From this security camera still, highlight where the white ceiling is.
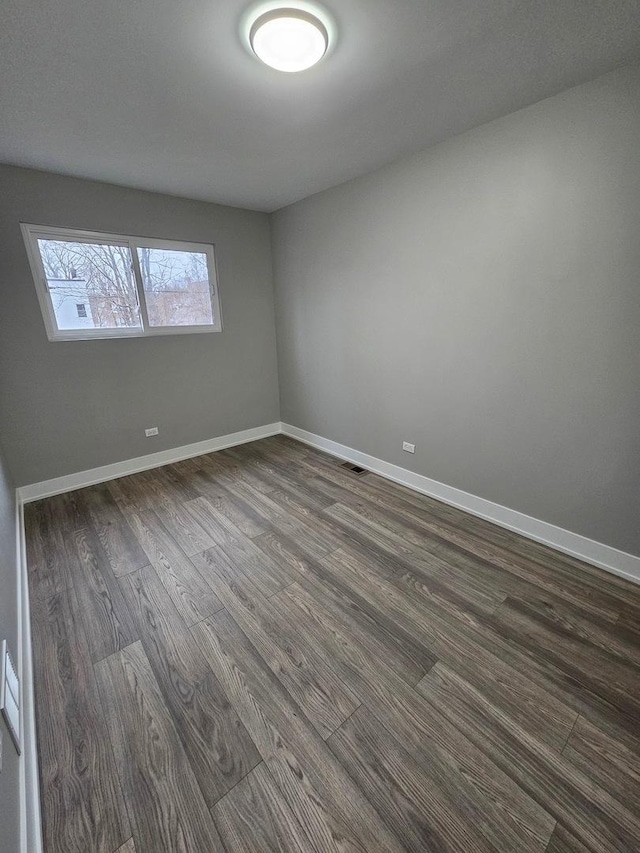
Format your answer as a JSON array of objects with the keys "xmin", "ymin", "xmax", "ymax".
[{"xmin": 2, "ymin": 0, "xmax": 640, "ymax": 212}]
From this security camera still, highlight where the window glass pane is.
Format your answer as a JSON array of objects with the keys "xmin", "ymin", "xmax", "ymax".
[
  {"xmin": 37, "ymin": 239, "xmax": 141, "ymax": 331},
  {"xmin": 136, "ymin": 246, "xmax": 214, "ymax": 327}
]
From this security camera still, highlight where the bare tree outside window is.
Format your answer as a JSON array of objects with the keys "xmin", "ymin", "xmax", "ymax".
[{"xmin": 137, "ymin": 247, "xmax": 213, "ymax": 326}]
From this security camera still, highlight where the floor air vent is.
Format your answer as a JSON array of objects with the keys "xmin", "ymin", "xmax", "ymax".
[{"xmin": 340, "ymin": 461, "xmax": 368, "ymax": 475}]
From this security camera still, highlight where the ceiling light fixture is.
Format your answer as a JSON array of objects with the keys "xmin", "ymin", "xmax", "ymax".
[{"xmin": 249, "ymin": 8, "xmax": 329, "ymax": 72}]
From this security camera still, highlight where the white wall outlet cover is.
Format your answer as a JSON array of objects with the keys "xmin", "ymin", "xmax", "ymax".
[
  {"xmin": 0, "ymin": 640, "xmax": 21, "ymax": 755},
  {"xmin": 402, "ymin": 441, "xmax": 416, "ymax": 453},
  {"xmin": 145, "ymin": 427, "xmax": 159, "ymax": 437}
]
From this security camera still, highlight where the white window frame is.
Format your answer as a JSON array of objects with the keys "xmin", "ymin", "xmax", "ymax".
[{"xmin": 21, "ymin": 223, "xmax": 223, "ymax": 341}]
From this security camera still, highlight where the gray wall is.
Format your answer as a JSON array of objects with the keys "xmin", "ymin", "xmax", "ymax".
[
  {"xmin": 272, "ymin": 62, "xmax": 640, "ymax": 557},
  {"xmin": 0, "ymin": 166, "xmax": 280, "ymax": 485},
  {"xmin": 0, "ymin": 441, "xmax": 19, "ymax": 853}
]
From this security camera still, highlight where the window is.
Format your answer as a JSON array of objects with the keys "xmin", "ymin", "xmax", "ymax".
[{"xmin": 21, "ymin": 224, "xmax": 222, "ymax": 341}]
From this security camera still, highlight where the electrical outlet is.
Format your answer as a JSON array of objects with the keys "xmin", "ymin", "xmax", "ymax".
[
  {"xmin": 145, "ymin": 427, "xmax": 159, "ymax": 437},
  {"xmin": 402, "ymin": 441, "xmax": 415, "ymax": 453}
]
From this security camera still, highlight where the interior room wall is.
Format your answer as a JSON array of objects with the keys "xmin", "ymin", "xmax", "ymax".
[
  {"xmin": 0, "ymin": 166, "xmax": 280, "ymax": 486},
  {"xmin": 271, "ymin": 62, "xmax": 640, "ymax": 557},
  {"xmin": 0, "ymin": 441, "xmax": 19, "ymax": 853}
]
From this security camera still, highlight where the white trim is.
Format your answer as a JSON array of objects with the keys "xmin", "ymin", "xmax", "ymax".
[
  {"xmin": 17, "ymin": 423, "xmax": 281, "ymax": 503},
  {"xmin": 16, "ymin": 500, "xmax": 43, "ymax": 853},
  {"xmin": 281, "ymin": 423, "xmax": 640, "ymax": 585},
  {"xmin": 20, "ymin": 223, "xmax": 222, "ymax": 342}
]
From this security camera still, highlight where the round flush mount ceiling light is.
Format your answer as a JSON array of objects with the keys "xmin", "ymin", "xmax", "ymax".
[{"xmin": 249, "ymin": 8, "xmax": 329, "ymax": 72}]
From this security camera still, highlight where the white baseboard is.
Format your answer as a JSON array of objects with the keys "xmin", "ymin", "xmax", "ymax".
[
  {"xmin": 17, "ymin": 423, "xmax": 282, "ymax": 503},
  {"xmin": 16, "ymin": 501, "xmax": 43, "ymax": 853},
  {"xmin": 281, "ymin": 422, "xmax": 640, "ymax": 585}
]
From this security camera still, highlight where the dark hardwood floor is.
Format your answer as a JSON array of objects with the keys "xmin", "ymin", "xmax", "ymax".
[{"xmin": 24, "ymin": 435, "xmax": 640, "ymax": 853}]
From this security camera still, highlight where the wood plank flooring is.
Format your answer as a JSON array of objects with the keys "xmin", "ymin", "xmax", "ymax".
[{"xmin": 25, "ymin": 435, "xmax": 640, "ymax": 853}]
